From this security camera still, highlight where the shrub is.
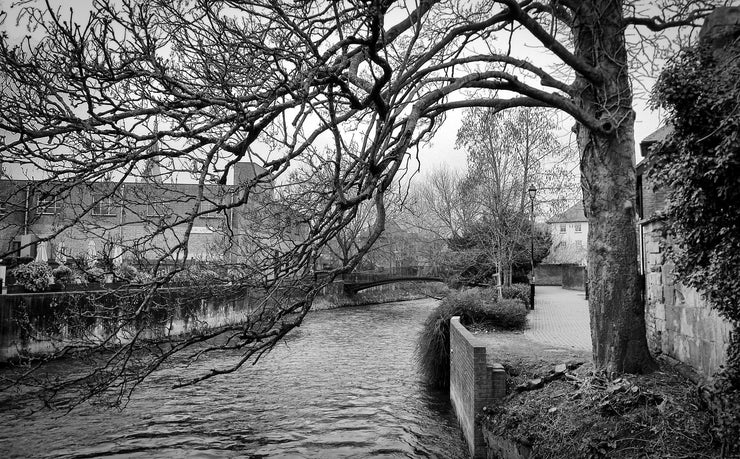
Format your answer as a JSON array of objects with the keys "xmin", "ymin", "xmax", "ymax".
[
  {"xmin": 85, "ymin": 267, "xmax": 106, "ymax": 283},
  {"xmin": 416, "ymin": 288, "xmax": 528, "ymax": 388},
  {"xmin": 52, "ymin": 264, "xmax": 74, "ymax": 285},
  {"xmin": 12, "ymin": 261, "xmax": 53, "ymax": 292},
  {"xmin": 132, "ymin": 270, "xmax": 152, "ymax": 284},
  {"xmin": 486, "ymin": 299, "xmax": 528, "ymax": 329},
  {"xmin": 501, "ymin": 283, "xmax": 531, "ymax": 306},
  {"xmin": 115, "ymin": 264, "xmax": 139, "ymax": 281},
  {"xmin": 170, "ymin": 265, "xmax": 221, "ymax": 284}
]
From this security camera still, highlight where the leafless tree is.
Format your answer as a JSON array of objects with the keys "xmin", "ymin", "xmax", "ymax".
[
  {"xmin": 0, "ymin": 0, "xmax": 728, "ymax": 403},
  {"xmin": 456, "ymin": 106, "xmax": 577, "ymax": 286}
]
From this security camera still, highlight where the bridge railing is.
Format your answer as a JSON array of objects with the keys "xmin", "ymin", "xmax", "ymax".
[
  {"xmin": 343, "ymin": 266, "xmax": 430, "ymax": 283},
  {"xmin": 313, "ymin": 266, "xmax": 448, "ymax": 285}
]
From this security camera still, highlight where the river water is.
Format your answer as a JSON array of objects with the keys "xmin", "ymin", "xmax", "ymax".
[{"xmin": 0, "ymin": 299, "xmax": 468, "ymax": 458}]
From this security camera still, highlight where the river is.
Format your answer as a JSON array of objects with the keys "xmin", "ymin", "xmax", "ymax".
[{"xmin": 0, "ymin": 298, "xmax": 468, "ymax": 458}]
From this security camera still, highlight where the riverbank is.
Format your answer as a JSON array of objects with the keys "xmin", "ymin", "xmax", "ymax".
[
  {"xmin": 481, "ymin": 343, "xmax": 721, "ymax": 459},
  {"xmin": 468, "ymin": 287, "xmax": 722, "ymax": 458},
  {"xmin": 475, "ymin": 333, "xmax": 721, "ymax": 458}
]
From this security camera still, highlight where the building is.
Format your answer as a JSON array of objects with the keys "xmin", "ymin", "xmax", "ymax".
[
  {"xmin": 0, "ymin": 161, "xmax": 284, "ymax": 269},
  {"xmin": 635, "ymin": 124, "xmax": 673, "ymax": 222},
  {"xmin": 544, "ymin": 202, "xmax": 588, "ymax": 265},
  {"xmin": 637, "ymin": 125, "xmax": 732, "ymax": 378}
]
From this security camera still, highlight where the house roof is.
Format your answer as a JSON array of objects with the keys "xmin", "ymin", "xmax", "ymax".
[
  {"xmin": 640, "ymin": 124, "xmax": 674, "ymax": 146},
  {"xmin": 637, "ymin": 124, "xmax": 675, "ymax": 174},
  {"xmin": 548, "ymin": 202, "xmax": 587, "ymax": 223}
]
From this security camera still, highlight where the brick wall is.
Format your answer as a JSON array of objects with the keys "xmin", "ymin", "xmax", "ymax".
[
  {"xmin": 642, "ymin": 219, "xmax": 733, "ymax": 378},
  {"xmin": 449, "ymin": 317, "xmax": 506, "ymax": 458}
]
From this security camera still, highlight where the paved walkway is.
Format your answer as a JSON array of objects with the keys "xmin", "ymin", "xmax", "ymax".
[{"xmin": 524, "ymin": 286, "xmax": 592, "ymax": 351}]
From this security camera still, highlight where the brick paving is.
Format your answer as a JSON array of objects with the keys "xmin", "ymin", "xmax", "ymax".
[{"xmin": 523, "ymin": 286, "xmax": 592, "ymax": 352}]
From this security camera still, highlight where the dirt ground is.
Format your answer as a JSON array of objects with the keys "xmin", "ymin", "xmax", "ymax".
[{"xmin": 468, "ymin": 328, "xmax": 725, "ymax": 458}]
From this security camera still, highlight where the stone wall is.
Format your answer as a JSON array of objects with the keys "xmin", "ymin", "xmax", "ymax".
[
  {"xmin": 0, "ymin": 288, "xmax": 258, "ymax": 362},
  {"xmin": 642, "ymin": 219, "xmax": 733, "ymax": 378},
  {"xmin": 449, "ymin": 316, "xmax": 506, "ymax": 458}
]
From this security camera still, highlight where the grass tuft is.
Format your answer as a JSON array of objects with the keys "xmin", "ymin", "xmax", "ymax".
[{"xmin": 416, "ymin": 288, "xmax": 528, "ymax": 388}]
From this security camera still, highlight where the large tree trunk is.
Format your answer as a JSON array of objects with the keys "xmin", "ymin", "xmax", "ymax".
[{"xmin": 572, "ymin": 1, "xmax": 656, "ymax": 373}]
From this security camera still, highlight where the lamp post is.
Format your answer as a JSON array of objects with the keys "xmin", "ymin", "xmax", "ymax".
[{"xmin": 528, "ymin": 185, "xmax": 537, "ymax": 310}]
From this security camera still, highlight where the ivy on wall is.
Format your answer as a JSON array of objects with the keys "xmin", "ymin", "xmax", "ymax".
[{"xmin": 650, "ymin": 41, "xmax": 740, "ymax": 453}]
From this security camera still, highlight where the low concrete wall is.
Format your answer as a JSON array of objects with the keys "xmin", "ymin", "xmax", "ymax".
[
  {"xmin": 642, "ymin": 219, "xmax": 733, "ymax": 378},
  {"xmin": 0, "ymin": 288, "xmax": 260, "ymax": 362},
  {"xmin": 449, "ymin": 316, "xmax": 506, "ymax": 458}
]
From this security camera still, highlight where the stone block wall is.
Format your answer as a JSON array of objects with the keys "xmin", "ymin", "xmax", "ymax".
[
  {"xmin": 449, "ymin": 317, "xmax": 505, "ymax": 458},
  {"xmin": 642, "ymin": 219, "xmax": 733, "ymax": 378}
]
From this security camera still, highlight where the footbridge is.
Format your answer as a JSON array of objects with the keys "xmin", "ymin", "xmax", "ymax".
[{"xmin": 341, "ymin": 272, "xmax": 445, "ymax": 295}]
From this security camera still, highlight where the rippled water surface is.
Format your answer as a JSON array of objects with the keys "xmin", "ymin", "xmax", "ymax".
[{"xmin": 0, "ymin": 299, "xmax": 467, "ymax": 458}]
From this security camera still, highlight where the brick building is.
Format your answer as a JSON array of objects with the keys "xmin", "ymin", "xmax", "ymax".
[{"xmin": 0, "ymin": 161, "xmax": 284, "ymax": 267}]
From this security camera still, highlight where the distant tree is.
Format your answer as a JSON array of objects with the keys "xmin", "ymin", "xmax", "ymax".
[
  {"xmin": 457, "ymin": 107, "xmax": 576, "ymax": 286},
  {"xmin": 411, "ymin": 166, "xmax": 475, "ymax": 241}
]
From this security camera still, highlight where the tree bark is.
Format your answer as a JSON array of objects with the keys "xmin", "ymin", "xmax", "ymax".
[{"xmin": 572, "ymin": 1, "xmax": 656, "ymax": 373}]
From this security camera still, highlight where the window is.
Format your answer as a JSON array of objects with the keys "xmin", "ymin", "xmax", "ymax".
[
  {"xmin": 0, "ymin": 201, "xmax": 7, "ymax": 216},
  {"xmin": 92, "ymin": 194, "xmax": 116, "ymax": 216},
  {"xmin": 147, "ymin": 203, "xmax": 167, "ymax": 217},
  {"xmin": 146, "ymin": 203, "xmax": 170, "ymax": 226},
  {"xmin": 574, "ymin": 223, "xmax": 582, "ymax": 233},
  {"xmin": 10, "ymin": 241, "xmax": 21, "ymax": 257},
  {"xmin": 576, "ymin": 240, "xmax": 583, "ymax": 248},
  {"xmin": 559, "ymin": 224, "xmax": 566, "ymax": 233},
  {"xmin": 38, "ymin": 196, "xmax": 60, "ymax": 215},
  {"xmin": 199, "ymin": 200, "xmax": 223, "ymax": 219}
]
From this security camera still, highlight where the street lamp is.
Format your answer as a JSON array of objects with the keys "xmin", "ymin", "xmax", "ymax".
[{"xmin": 528, "ymin": 185, "xmax": 537, "ymax": 310}]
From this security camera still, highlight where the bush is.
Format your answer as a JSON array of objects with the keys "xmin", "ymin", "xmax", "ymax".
[
  {"xmin": 12, "ymin": 261, "xmax": 53, "ymax": 292},
  {"xmin": 416, "ymin": 288, "xmax": 528, "ymax": 388},
  {"xmin": 52, "ymin": 264, "xmax": 74, "ymax": 285},
  {"xmin": 501, "ymin": 283, "xmax": 531, "ymax": 306},
  {"xmin": 85, "ymin": 267, "xmax": 106, "ymax": 283},
  {"xmin": 170, "ymin": 265, "xmax": 221, "ymax": 284},
  {"xmin": 115, "ymin": 264, "xmax": 139, "ymax": 281},
  {"xmin": 486, "ymin": 298, "xmax": 528, "ymax": 329}
]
